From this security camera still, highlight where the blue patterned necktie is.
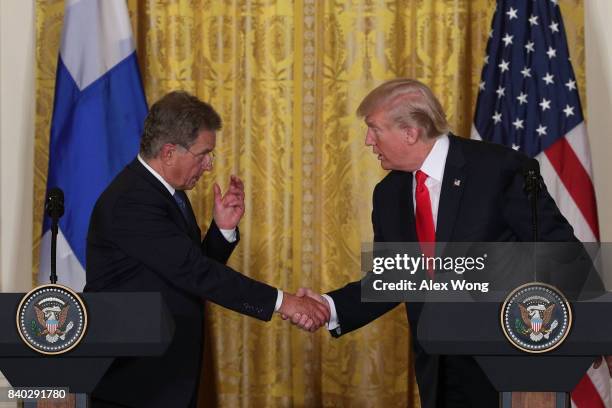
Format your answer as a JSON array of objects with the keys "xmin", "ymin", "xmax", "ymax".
[{"xmin": 173, "ymin": 190, "xmax": 190, "ymax": 222}]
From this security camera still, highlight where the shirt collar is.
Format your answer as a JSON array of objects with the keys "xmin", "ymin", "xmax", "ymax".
[
  {"xmin": 419, "ymin": 133, "xmax": 449, "ymax": 182},
  {"xmin": 137, "ymin": 154, "xmax": 176, "ymax": 195}
]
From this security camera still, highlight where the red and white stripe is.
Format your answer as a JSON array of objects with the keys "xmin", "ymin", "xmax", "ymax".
[
  {"xmin": 538, "ymin": 123, "xmax": 599, "ymax": 243},
  {"xmin": 543, "ymin": 123, "xmax": 609, "ymax": 408}
]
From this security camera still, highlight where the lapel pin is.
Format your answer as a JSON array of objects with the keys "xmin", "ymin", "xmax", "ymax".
[{"xmin": 454, "ymin": 179, "xmax": 461, "ymax": 187}]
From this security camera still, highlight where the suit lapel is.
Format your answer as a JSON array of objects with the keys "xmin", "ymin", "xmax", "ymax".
[
  {"xmin": 180, "ymin": 192, "xmax": 202, "ymax": 241},
  {"xmin": 128, "ymin": 158, "xmax": 201, "ymax": 241},
  {"xmin": 377, "ymin": 171, "xmax": 416, "ymax": 242},
  {"xmin": 129, "ymin": 158, "xmax": 172, "ymax": 198},
  {"xmin": 436, "ymin": 134, "xmax": 467, "ymax": 243},
  {"xmin": 398, "ymin": 173, "xmax": 417, "ymax": 242}
]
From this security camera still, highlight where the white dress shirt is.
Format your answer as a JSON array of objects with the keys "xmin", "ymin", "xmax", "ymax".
[
  {"xmin": 412, "ymin": 133, "xmax": 449, "ymax": 229},
  {"xmin": 324, "ymin": 134, "xmax": 450, "ymax": 330}
]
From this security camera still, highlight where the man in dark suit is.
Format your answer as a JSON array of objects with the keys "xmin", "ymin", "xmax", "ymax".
[
  {"xmin": 85, "ymin": 91, "xmax": 329, "ymax": 408},
  {"xmin": 289, "ymin": 79, "xmax": 592, "ymax": 408}
]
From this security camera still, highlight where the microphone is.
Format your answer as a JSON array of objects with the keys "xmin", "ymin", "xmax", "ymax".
[
  {"xmin": 46, "ymin": 187, "xmax": 64, "ymax": 284},
  {"xmin": 522, "ymin": 160, "xmax": 542, "ymax": 197},
  {"xmin": 45, "ymin": 187, "xmax": 65, "ymax": 219},
  {"xmin": 522, "ymin": 161, "xmax": 541, "ymax": 242}
]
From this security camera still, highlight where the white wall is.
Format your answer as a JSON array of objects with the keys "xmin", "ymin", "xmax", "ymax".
[
  {"xmin": 585, "ymin": 0, "xmax": 612, "ymax": 243},
  {"xmin": 0, "ymin": 0, "xmax": 35, "ymax": 293},
  {"xmin": 0, "ymin": 0, "xmax": 35, "ymax": 398}
]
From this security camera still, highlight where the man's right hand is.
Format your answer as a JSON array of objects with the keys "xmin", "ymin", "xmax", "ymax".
[
  {"xmin": 278, "ymin": 292, "xmax": 330, "ymax": 331},
  {"xmin": 285, "ymin": 287, "xmax": 330, "ymax": 332}
]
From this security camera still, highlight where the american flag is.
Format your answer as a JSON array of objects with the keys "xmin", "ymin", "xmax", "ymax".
[{"xmin": 471, "ymin": 0, "xmax": 609, "ymax": 406}]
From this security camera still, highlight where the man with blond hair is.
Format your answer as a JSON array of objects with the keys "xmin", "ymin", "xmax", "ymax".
[{"xmin": 291, "ymin": 79, "xmax": 581, "ymax": 408}]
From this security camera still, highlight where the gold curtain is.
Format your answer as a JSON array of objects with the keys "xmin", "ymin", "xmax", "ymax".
[{"xmin": 34, "ymin": 1, "xmax": 586, "ymax": 406}]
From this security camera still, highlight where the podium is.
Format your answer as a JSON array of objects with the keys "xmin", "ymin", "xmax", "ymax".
[
  {"xmin": 418, "ymin": 292, "xmax": 612, "ymax": 408},
  {"xmin": 0, "ymin": 292, "xmax": 174, "ymax": 407}
]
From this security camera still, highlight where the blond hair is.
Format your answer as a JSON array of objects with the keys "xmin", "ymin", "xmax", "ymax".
[{"xmin": 356, "ymin": 78, "xmax": 449, "ymax": 139}]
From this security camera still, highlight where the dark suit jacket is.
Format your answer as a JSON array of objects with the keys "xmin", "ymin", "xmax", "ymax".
[
  {"xmin": 85, "ymin": 158, "xmax": 278, "ymax": 408},
  {"xmin": 327, "ymin": 135, "xmax": 580, "ymax": 408}
]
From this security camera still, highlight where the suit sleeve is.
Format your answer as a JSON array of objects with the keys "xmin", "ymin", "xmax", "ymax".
[
  {"xmin": 110, "ymin": 188, "xmax": 278, "ymax": 321},
  {"xmin": 201, "ymin": 220, "xmax": 239, "ymax": 263},
  {"xmin": 326, "ymin": 184, "xmax": 400, "ymax": 337}
]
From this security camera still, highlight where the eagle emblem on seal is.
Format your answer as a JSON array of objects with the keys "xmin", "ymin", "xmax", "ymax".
[
  {"xmin": 501, "ymin": 282, "xmax": 571, "ymax": 353},
  {"xmin": 33, "ymin": 302, "xmax": 75, "ymax": 343},
  {"xmin": 17, "ymin": 284, "xmax": 87, "ymax": 355},
  {"xmin": 518, "ymin": 303, "xmax": 559, "ymax": 342}
]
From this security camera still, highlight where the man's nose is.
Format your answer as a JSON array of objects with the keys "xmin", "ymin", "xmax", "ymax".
[
  {"xmin": 199, "ymin": 159, "xmax": 212, "ymax": 172},
  {"xmin": 365, "ymin": 130, "xmax": 375, "ymax": 146}
]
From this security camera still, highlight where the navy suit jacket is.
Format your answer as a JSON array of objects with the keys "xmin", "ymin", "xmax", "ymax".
[
  {"xmin": 327, "ymin": 135, "xmax": 580, "ymax": 408},
  {"xmin": 85, "ymin": 158, "xmax": 277, "ymax": 408}
]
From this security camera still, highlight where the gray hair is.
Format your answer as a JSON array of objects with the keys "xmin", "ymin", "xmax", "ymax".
[{"xmin": 140, "ymin": 91, "xmax": 222, "ymax": 159}]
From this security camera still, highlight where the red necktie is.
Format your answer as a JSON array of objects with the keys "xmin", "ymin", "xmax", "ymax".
[{"xmin": 415, "ymin": 170, "xmax": 435, "ymax": 277}]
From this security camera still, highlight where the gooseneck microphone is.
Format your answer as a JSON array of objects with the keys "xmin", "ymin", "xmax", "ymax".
[
  {"xmin": 45, "ymin": 187, "xmax": 64, "ymax": 284},
  {"xmin": 522, "ymin": 161, "xmax": 542, "ymax": 242}
]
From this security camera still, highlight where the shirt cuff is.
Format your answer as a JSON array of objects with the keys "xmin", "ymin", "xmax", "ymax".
[
  {"xmin": 322, "ymin": 294, "xmax": 339, "ymax": 330},
  {"xmin": 274, "ymin": 289, "xmax": 284, "ymax": 312},
  {"xmin": 219, "ymin": 228, "xmax": 237, "ymax": 243}
]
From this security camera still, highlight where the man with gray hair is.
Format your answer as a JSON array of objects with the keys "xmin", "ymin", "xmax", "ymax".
[
  {"xmin": 85, "ymin": 91, "xmax": 329, "ymax": 408},
  {"xmin": 291, "ymin": 79, "xmax": 582, "ymax": 408}
]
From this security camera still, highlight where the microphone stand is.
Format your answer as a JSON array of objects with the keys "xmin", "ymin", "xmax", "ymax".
[
  {"xmin": 524, "ymin": 168, "xmax": 541, "ymax": 242},
  {"xmin": 46, "ymin": 188, "xmax": 64, "ymax": 285},
  {"xmin": 524, "ymin": 167, "xmax": 540, "ymax": 284},
  {"xmin": 50, "ymin": 214, "xmax": 59, "ymax": 285}
]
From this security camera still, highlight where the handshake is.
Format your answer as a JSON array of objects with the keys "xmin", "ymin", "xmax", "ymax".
[{"xmin": 277, "ymin": 288, "xmax": 330, "ymax": 332}]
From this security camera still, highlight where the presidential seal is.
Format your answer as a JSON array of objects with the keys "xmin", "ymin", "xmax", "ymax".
[
  {"xmin": 16, "ymin": 284, "xmax": 88, "ymax": 355},
  {"xmin": 501, "ymin": 282, "xmax": 572, "ymax": 353}
]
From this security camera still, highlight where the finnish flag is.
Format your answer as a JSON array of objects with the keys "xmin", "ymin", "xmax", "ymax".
[{"xmin": 39, "ymin": 0, "xmax": 147, "ymax": 290}]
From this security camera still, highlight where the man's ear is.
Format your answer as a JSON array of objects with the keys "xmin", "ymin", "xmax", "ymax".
[
  {"xmin": 159, "ymin": 143, "xmax": 177, "ymax": 165},
  {"xmin": 404, "ymin": 126, "xmax": 421, "ymax": 145}
]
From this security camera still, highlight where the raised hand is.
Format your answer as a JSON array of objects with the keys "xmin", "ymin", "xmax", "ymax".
[
  {"xmin": 278, "ymin": 292, "xmax": 330, "ymax": 332},
  {"xmin": 213, "ymin": 175, "xmax": 245, "ymax": 229}
]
